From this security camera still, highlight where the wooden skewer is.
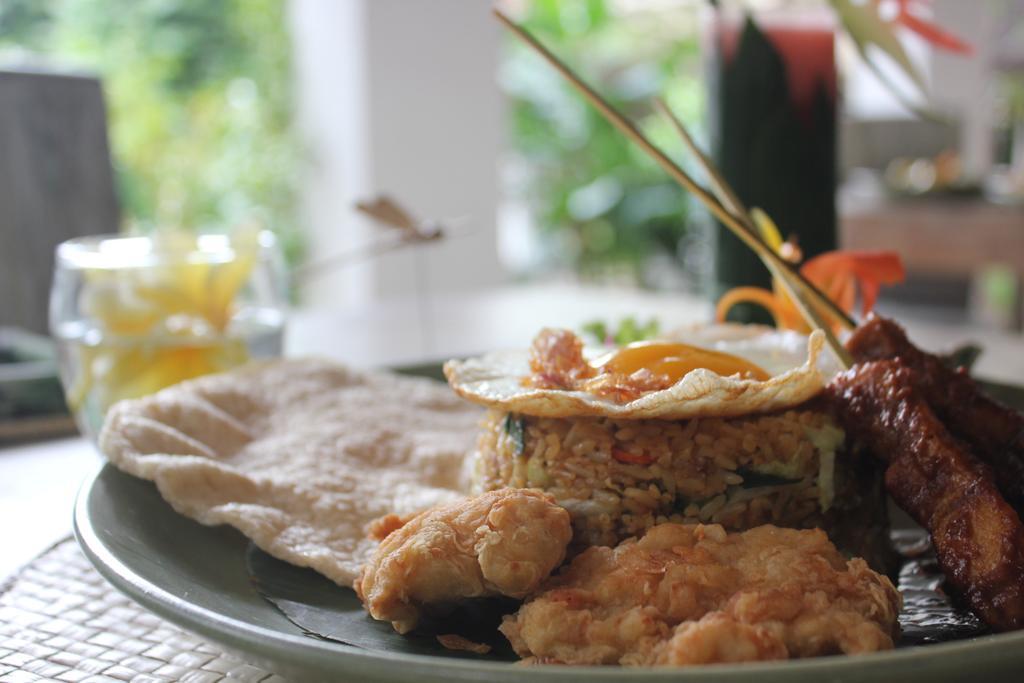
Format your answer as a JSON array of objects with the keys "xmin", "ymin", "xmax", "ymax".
[
  {"xmin": 652, "ymin": 99, "xmax": 752, "ymax": 230},
  {"xmin": 653, "ymin": 100, "xmax": 853, "ymax": 367},
  {"xmin": 494, "ymin": 9, "xmax": 854, "ymax": 365},
  {"xmin": 652, "ymin": 99, "xmax": 856, "ymax": 333}
]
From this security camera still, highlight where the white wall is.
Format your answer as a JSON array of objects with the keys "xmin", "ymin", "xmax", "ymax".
[{"xmin": 289, "ymin": 0, "xmax": 507, "ymax": 309}]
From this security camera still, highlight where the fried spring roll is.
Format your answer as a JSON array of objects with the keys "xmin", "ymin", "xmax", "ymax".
[
  {"xmin": 828, "ymin": 359, "xmax": 1024, "ymax": 631},
  {"xmin": 847, "ymin": 315, "xmax": 1024, "ymax": 512}
]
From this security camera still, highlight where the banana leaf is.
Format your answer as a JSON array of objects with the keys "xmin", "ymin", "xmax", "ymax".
[{"xmin": 246, "ymin": 544, "xmax": 518, "ymax": 660}]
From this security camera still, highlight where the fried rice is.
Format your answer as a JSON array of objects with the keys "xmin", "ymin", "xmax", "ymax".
[{"xmin": 472, "ymin": 403, "xmax": 893, "ymax": 570}]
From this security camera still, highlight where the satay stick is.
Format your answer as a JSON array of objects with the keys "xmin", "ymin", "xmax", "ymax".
[{"xmin": 495, "ymin": 9, "xmax": 853, "ymax": 366}]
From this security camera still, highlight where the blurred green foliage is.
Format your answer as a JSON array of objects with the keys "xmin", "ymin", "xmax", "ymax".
[
  {"xmin": 0, "ymin": 0, "xmax": 301, "ymax": 263},
  {"xmin": 581, "ymin": 315, "xmax": 660, "ymax": 346},
  {"xmin": 504, "ymin": 0, "xmax": 704, "ymax": 285}
]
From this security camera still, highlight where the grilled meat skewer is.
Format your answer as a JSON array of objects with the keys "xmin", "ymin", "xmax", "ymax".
[
  {"xmin": 828, "ymin": 358, "xmax": 1024, "ymax": 632},
  {"xmin": 846, "ymin": 315, "xmax": 1024, "ymax": 513}
]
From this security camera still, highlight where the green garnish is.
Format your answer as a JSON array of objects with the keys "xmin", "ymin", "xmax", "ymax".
[
  {"xmin": 734, "ymin": 468, "xmax": 802, "ymax": 488},
  {"xmin": 581, "ymin": 320, "xmax": 609, "ymax": 346},
  {"xmin": 504, "ymin": 413, "xmax": 526, "ymax": 458},
  {"xmin": 581, "ymin": 316, "xmax": 660, "ymax": 346}
]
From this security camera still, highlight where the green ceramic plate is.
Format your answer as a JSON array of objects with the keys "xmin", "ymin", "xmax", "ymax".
[{"xmin": 73, "ymin": 369, "xmax": 1024, "ymax": 682}]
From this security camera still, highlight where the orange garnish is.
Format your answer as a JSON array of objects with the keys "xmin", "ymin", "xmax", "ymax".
[
  {"xmin": 716, "ymin": 207, "xmax": 905, "ymax": 333},
  {"xmin": 801, "ymin": 250, "xmax": 906, "ymax": 317},
  {"xmin": 715, "ymin": 286, "xmax": 802, "ymax": 331},
  {"xmin": 717, "ymin": 249, "xmax": 904, "ymax": 333}
]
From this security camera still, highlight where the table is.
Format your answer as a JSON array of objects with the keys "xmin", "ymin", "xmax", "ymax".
[
  {"xmin": 841, "ymin": 195, "xmax": 1024, "ymax": 328},
  {"xmin": 842, "ymin": 197, "xmax": 1024, "ymax": 279},
  {"xmin": 4, "ymin": 283, "xmax": 1024, "ymax": 579}
]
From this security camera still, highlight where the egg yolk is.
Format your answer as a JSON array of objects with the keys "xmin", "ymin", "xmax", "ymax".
[{"xmin": 597, "ymin": 342, "xmax": 770, "ymax": 382}]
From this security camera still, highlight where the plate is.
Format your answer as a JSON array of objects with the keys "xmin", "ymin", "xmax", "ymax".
[{"xmin": 73, "ymin": 369, "xmax": 1024, "ymax": 682}]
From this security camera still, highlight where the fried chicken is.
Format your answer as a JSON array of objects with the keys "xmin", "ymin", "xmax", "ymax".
[
  {"xmin": 355, "ymin": 488, "xmax": 572, "ymax": 633},
  {"xmin": 827, "ymin": 358, "xmax": 1024, "ymax": 631},
  {"xmin": 500, "ymin": 523, "xmax": 900, "ymax": 666}
]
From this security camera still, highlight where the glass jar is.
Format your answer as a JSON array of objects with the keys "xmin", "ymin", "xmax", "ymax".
[{"xmin": 49, "ymin": 230, "xmax": 287, "ymax": 440}]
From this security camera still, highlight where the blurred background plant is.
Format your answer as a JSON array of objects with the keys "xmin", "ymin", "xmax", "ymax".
[
  {"xmin": 501, "ymin": 0, "xmax": 705, "ymax": 288},
  {"xmin": 0, "ymin": 0, "xmax": 302, "ymax": 264}
]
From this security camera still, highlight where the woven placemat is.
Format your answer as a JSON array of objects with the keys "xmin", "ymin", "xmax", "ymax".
[{"xmin": 0, "ymin": 537, "xmax": 287, "ymax": 683}]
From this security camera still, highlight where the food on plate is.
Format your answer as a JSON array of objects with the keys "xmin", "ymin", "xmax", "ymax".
[
  {"xmin": 525, "ymin": 327, "xmax": 771, "ymax": 402},
  {"xmin": 445, "ymin": 325, "xmax": 829, "ymax": 419},
  {"xmin": 446, "ymin": 325, "xmax": 890, "ymax": 566},
  {"xmin": 827, "ymin": 356, "xmax": 1024, "ymax": 632},
  {"xmin": 500, "ymin": 523, "xmax": 901, "ymax": 666},
  {"xmin": 845, "ymin": 315, "xmax": 1024, "ymax": 512},
  {"xmin": 95, "ymin": 301, "xmax": 1024, "ymax": 659},
  {"xmin": 99, "ymin": 358, "xmax": 481, "ymax": 586},
  {"xmin": 436, "ymin": 634, "xmax": 492, "ymax": 654},
  {"xmin": 355, "ymin": 488, "xmax": 572, "ymax": 633}
]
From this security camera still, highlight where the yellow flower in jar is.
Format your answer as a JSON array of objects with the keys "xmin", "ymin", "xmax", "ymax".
[{"xmin": 65, "ymin": 230, "xmax": 263, "ymax": 420}]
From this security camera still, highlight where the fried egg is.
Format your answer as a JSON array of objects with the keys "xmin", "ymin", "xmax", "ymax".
[{"xmin": 443, "ymin": 324, "xmax": 829, "ymax": 419}]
